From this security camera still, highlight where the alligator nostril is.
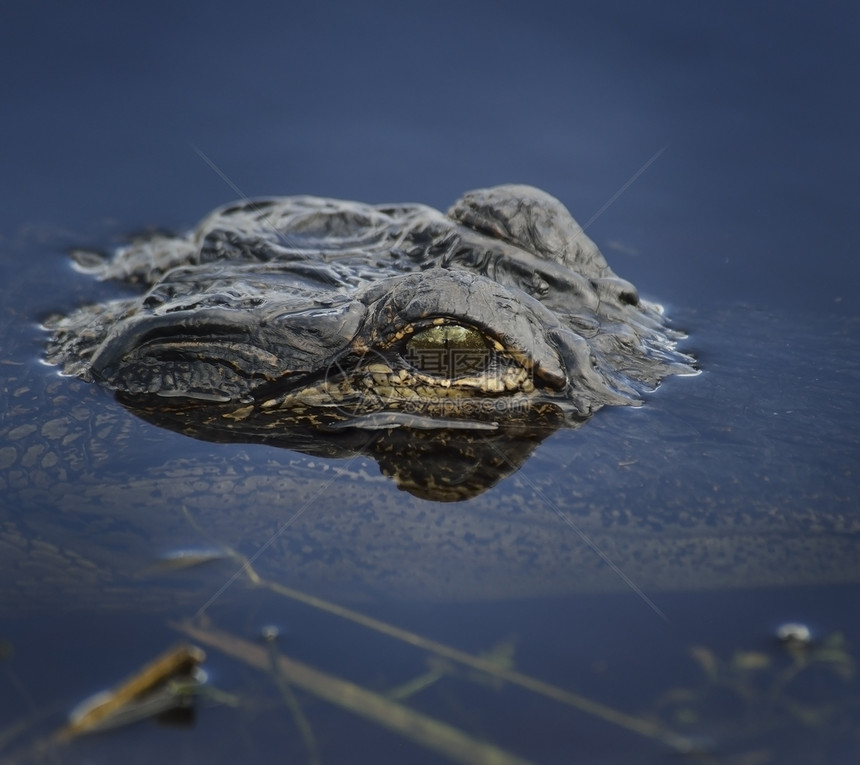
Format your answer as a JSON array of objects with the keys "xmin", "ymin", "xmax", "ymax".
[{"xmin": 591, "ymin": 277, "xmax": 639, "ymax": 306}]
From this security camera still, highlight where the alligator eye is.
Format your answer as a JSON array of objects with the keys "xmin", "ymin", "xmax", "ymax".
[{"xmin": 404, "ymin": 324, "xmax": 491, "ymax": 378}]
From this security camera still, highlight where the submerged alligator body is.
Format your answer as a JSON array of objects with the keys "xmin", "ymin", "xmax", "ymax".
[{"xmin": 45, "ymin": 185, "xmax": 695, "ymax": 499}]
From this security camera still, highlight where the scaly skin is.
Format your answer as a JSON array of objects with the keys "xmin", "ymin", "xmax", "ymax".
[{"xmin": 45, "ymin": 185, "xmax": 696, "ymax": 442}]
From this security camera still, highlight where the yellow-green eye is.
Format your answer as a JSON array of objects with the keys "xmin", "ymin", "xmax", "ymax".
[{"xmin": 404, "ymin": 324, "xmax": 491, "ymax": 377}]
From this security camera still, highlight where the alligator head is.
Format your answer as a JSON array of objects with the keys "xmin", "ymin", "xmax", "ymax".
[{"xmin": 46, "ymin": 185, "xmax": 695, "ymax": 499}]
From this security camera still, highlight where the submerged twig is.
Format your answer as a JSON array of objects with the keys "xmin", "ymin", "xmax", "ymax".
[
  {"xmin": 239, "ymin": 568, "xmax": 693, "ymax": 752},
  {"xmin": 263, "ymin": 630, "xmax": 321, "ymax": 765},
  {"xmin": 175, "ymin": 619, "xmax": 536, "ymax": 765},
  {"xmin": 58, "ymin": 643, "xmax": 205, "ymax": 740}
]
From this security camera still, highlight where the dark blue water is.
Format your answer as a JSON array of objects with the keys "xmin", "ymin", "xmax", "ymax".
[{"xmin": 1, "ymin": 2, "xmax": 859, "ymax": 764}]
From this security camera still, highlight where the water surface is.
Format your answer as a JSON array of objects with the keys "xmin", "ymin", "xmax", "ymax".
[{"xmin": 1, "ymin": 2, "xmax": 858, "ymax": 763}]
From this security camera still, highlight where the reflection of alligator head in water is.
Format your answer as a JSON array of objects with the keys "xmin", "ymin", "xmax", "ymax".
[{"xmin": 45, "ymin": 185, "xmax": 695, "ymax": 500}]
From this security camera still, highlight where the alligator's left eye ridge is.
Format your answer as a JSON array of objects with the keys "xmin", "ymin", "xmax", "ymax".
[{"xmin": 403, "ymin": 323, "xmax": 493, "ymax": 378}]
